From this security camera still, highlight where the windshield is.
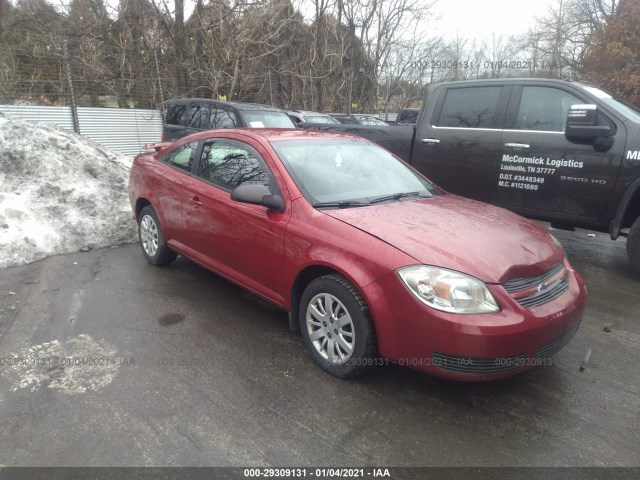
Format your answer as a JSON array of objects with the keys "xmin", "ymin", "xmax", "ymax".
[
  {"xmin": 305, "ymin": 115, "xmax": 340, "ymax": 124},
  {"xmin": 580, "ymin": 85, "xmax": 640, "ymax": 123},
  {"xmin": 243, "ymin": 111, "xmax": 295, "ymax": 128},
  {"xmin": 271, "ymin": 138, "xmax": 436, "ymax": 206}
]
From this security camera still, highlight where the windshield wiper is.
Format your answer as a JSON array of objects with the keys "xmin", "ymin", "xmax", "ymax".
[
  {"xmin": 312, "ymin": 200, "xmax": 370, "ymax": 209},
  {"xmin": 369, "ymin": 191, "xmax": 431, "ymax": 204}
]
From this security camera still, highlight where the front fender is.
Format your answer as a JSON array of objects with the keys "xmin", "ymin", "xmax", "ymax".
[{"xmin": 610, "ymin": 177, "xmax": 640, "ymax": 239}]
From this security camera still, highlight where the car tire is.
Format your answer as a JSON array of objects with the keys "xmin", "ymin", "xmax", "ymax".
[
  {"xmin": 627, "ymin": 217, "xmax": 640, "ymax": 275},
  {"xmin": 299, "ymin": 274, "xmax": 378, "ymax": 378},
  {"xmin": 137, "ymin": 205, "xmax": 177, "ymax": 266}
]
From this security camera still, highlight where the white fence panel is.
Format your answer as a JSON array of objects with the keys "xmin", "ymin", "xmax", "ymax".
[
  {"xmin": 0, "ymin": 105, "xmax": 75, "ymax": 131},
  {"xmin": 0, "ymin": 105, "xmax": 163, "ymax": 156},
  {"xmin": 76, "ymin": 107, "xmax": 163, "ymax": 156}
]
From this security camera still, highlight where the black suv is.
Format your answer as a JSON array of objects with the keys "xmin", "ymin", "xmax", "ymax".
[{"xmin": 163, "ymin": 99, "xmax": 295, "ymax": 141}]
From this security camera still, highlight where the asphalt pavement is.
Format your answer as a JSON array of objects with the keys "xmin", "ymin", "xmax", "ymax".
[{"xmin": 0, "ymin": 226, "xmax": 639, "ymax": 467}]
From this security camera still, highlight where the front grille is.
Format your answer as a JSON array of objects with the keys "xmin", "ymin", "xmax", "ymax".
[
  {"xmin": 517, "ymin": 275, "xmax": 570, "ymax": 308},
  {"xmin": 503, "ymin": 262, "xmax": 564, "ymax": 292},
  {"xmin": 502, "ymin": 262, "xmax": 570, "ymax": 308},
  {"xmin": 535, "ymin": 323, "xmax": 580, "ymax": 358},
  {"xmin": 432, "ymin": 351, "xmax": 526, "ymax": 375}
]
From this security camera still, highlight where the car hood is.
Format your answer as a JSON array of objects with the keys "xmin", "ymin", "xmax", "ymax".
[{"xmin": 322, "ymin": 195, "xmax": 564, "ymax": 283}]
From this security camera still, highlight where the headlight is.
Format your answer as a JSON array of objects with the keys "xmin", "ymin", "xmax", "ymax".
[{"xmin": 398, "ymin": 266, "xmax": 500, "ymax": 314}]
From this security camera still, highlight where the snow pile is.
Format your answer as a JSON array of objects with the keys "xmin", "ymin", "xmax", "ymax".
[
  {"xmin": 3, "ymin": 334, "xmax": 121, "ymax": 394},
  {"xmin": 0, "ymin": 113, "xmax": 137, "ymax": 268}
]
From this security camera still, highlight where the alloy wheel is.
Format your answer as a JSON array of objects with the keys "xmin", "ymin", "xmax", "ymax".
[
  {"xmin": 306, "ymin": 293, "xmax": 355, "ymax": 364},
  {"xmin": 140, "ymin": 214, "xmax": 159, "ymax": 257}
]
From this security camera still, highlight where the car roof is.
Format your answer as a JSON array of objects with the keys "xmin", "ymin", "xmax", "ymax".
[
  {"xmin": 186, "ymin": 128, "xmax": 367, "ymax": 143},
  {"xmin": 430, "ymin": 77, "xmax": 586, "ymax": 88},
  {"xmin": 166, "ymin": 98, "xmax": 287, "ymax": 112}
]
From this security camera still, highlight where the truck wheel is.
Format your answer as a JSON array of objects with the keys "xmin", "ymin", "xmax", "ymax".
[{"xmin": 627, "ymin": 218, "xmax": 640, "ymax": 274}]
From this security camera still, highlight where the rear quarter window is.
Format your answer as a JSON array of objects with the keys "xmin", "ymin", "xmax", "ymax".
[
  {"xmin": 160, "ymin": 142, "xmax": 198, "ymax": 173},
  {"xmin": 185, "ymin": 105, "xmax": 210, "ymax": 129},
  {"xmin": 210, "ymin": 108, "xmax": 238, "ymax": 129},
  {"xmin": 166, "ymin": 104, "xmax": 187, "ymax": 125}
]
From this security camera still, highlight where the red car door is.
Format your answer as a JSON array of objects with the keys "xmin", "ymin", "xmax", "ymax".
[
  {"xmin": 152, "ymin": 141, "xmax": 200, "ymax": 244},
  {"xmin": 181, "ymin": 136, "xmax": 291, "ymax": 305}
]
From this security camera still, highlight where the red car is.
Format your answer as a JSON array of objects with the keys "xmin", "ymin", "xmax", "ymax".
[{"xmin": 128, "ymin": 129, "xmax": 586, "ymax": 380}]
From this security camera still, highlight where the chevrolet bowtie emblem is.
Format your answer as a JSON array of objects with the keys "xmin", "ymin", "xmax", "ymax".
[{"xmin": 538, "ymin": 282, "xmax": 550, "ymax": 292}]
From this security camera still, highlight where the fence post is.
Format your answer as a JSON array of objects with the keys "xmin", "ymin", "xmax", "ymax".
[
  {"xmin": 309, "ymin": 67, "xmax": 315, "ymax": 111},
  {"xmin": 155, "ymin": 46, "xmax": 165, "ymax": 116},
  {"xmin": 63, "ymin": 38, "xmax": 80, "ymax": 134},
  {"xmin": 268, "ymin": 69, "xmax": 274, "ymax": 107}
]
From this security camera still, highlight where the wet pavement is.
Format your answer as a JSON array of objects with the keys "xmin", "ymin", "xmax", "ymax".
[{"xmin": 0, "ymin": 226, "xmax": 639, "ymax": 467}]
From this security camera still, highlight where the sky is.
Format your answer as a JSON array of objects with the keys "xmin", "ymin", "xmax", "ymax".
[
  {"xmin": 36, "ymin": 0, "xmax": 558, "ymax": 46},
  {"xmin": 428, "ymin": 0, "xmax": 556, "ymax": 44}
]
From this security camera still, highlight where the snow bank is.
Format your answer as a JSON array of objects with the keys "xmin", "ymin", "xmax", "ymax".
[{"xmin": 0, "ymin": 113, "xmax": 137, "ymax": 268}]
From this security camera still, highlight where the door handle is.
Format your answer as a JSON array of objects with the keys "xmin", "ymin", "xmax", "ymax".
[
  {"xmin": 421, "ymin": 138, "xmax": 440, "ymax": 144},
  {"xmin": 188, "ymin": 196, "xmax": 202, "ymax": 208},
  {"xmin": 504, "ymin": 142, "xmax": 530, "ymax": 149}
]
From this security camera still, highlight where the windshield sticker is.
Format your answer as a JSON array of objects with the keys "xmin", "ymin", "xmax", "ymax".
[
  {"xmin": 498, "ymin": 154, "xmax": 587, "ymax": 191},
  {"xmin": 249, "ymin": 121, "xmax": 265, "ymax": 128}
]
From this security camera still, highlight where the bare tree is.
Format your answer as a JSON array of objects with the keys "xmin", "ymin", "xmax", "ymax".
[
  {"xmin": 379, "ymin": 31, "xmax": 444, "ymax": 117},
  {"xmin": 337, "ymin": 0, "xmax": 435, "ymax": 112},
  {"xmin": 149, "ymin": 0, "xmax": 189, "ymax": 95}
]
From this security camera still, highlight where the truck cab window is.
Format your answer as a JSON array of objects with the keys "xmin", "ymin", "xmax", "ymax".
[
  {"xmin": 515, "ymin": 87, "xmax": 582, "ymax": 132},
  {"xmin": 436, "ymin": 87, "xmax": 502, "ymax": 128}
]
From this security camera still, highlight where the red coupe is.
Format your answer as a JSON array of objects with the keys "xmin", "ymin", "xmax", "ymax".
[{"xmin": 128, "ymin": 129, "xmax": 586, "ymax": 380}]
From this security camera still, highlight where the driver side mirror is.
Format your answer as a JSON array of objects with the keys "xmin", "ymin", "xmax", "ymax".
[
  {"xmin": 565, "ymin": 104, "xmax": 613, "ymax": 139},
  {"xmin": 230, "ymin": 183, "xmax": 285, "ymax": 213}
]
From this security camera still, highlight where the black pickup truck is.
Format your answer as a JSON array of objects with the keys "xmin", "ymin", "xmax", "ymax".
[{"xmin": 303, "ymin": 78, "xmax": 640, "ymax": 273}]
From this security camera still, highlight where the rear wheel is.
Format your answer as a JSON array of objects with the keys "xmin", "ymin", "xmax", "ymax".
[
  {"xmin": 627, "ymin": 217, "xmax": 640, "ymax": 274},
  {"xmin": 299, "ymin": 274, "xmax": 378, "ymax": 378},
  {"xmin": 138, "ymin": 206, "xmax": 177, "ymax": 266}
]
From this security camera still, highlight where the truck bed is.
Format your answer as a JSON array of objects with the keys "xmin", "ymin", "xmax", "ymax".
[{"xmin": 300, "ymin": 123, "xmax": 414, "ymax": 162}]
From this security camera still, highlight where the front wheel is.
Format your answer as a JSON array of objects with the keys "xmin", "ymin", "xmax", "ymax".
[
  {"xmin": 138, "ymin": 206, "xmax": 177, "ymax": 266},
  {"xmin": 299, "ymin": 274, "xmax": 378, "ymax": 378},
  {"xmin": 627, "ymin": 217, "xmax": 640, "ymax": 275}
]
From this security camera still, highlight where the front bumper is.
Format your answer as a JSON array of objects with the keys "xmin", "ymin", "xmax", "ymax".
[{"xmin": 362, "ymin": 260, "xmax": 587, "ymax": 381}]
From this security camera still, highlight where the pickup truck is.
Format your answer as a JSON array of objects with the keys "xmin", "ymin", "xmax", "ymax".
[{"xmin": 302, "ymin": 78, "xmax": 640, "ymax": 273}]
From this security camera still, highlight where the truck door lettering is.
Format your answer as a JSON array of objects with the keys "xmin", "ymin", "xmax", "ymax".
[{"xmin": 545, "ymin": 158, "xmax": 584, "ymax": 168}]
